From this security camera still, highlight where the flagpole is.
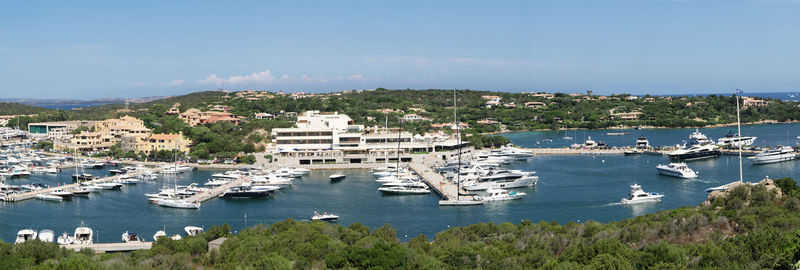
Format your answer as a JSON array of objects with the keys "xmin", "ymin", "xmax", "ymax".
[{"xmin": 736, "ymin": 89, "xmax": 743, "ymax": 183}]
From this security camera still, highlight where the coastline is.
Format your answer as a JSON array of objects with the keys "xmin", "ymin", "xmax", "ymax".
[{"xmin": 485, "ymin": 119, "xmax": 800, "ymax": 135}]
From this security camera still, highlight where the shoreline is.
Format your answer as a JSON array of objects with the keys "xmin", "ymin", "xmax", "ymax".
[{"xmin": 485, "ymin": 119, "xmax": 800, "ymax": 135}]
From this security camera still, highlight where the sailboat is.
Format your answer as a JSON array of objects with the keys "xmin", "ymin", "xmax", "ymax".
[
  {"xmin": 439, "ymin": 89, "xmax": 484, "ymax": 206},
  {"xmin": 561, "ymin": 125, "xmax": 573, "ymax": 140},
  {"xmin": 705, "ymin": 90, "xmax": 757, "ymax": 192}
]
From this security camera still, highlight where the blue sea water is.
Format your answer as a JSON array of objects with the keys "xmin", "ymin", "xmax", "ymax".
[{"xmin": 1, "ymin": 123, "xmax": 800, "ymax": 243}]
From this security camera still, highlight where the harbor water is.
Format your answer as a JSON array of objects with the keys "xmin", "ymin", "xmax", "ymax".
[{"xmin": 2, "ymin": 123, "xmax": 800, "ymax": 243}]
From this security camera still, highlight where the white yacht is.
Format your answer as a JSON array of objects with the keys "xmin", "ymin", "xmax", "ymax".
[
  {"xmin": 15, "ymin": 229, "xmax": 37, "ymax": 244},
  {"xmin": 687, "ymin": 129, "xmax": 712, "ymax": 146},
  {"xmin": 310, "ymin": 211, "xmax": 339, "ymax": 222},
  {"xmin": 329, "ymin": 174, "xmax": 346, "ymax": 181},
  {"xmin": 668, "ymin": 143, "xmax": 721, "ymax": 161},
  {"xmin": 499, "ymin": 144, "xmax": 534, "ymax": 159},
  {"xmin": 50, "ymin": 189, "xmax": 74, "ymax": 199},
  {"xmin": 36, "ymin": 193, "xmax": 63, "ymax": 201},
  {"xmin": 635, "ymin": 136, "xmax": 650, "ymax": 149},
  {"xmin": 158, "ymin": 199, "xmax": 200, "ymax": 209},
  {"xmin": 378, "ymin": 185, "xmax": 431, "ymax": 194},
  {"xmin": 57, "ymin": 231, "xmax": 74, "ymax": 245},
  {"xmin": 482, "ymin": 188, "xmax": 526, "ymax": 201},
  {"xmin": 38, "ymin": 229, "xmax": 55, "ymax": 242},
  {"xmin": 656, "ymin": 163, "xmax": 698, "ymax": 178},
  {"xmin": 73, "ymin": 224, "xmax": 93, "ymax": 245},
  {"xmin": 122, "ymin": 231, "xmax": 143, "ymax": 243},
  {"xmin": 380, "ymin": 180, "xmax": 428, "ymax": 189},
  {"xmin": 96, "ymin": 182, "xmax": 123, "ymax": 190},
  {"xmin": 717, "ymin": 131, "xmax": 756, "ymax": 147},
  {"xmin": 584, "ymin": 136, "xmax": 598, "ymax": 148},
  {"xmin": 462, "ymin": 170, "xmax": 537, "ymax": 191},
  {"xmin": 204, "ymin": 178, "xmax": 230, "ymax": 186},
  {"xmin": 620, "ymin": 184, "xmax": 664, "ymax": 205},
  {"xmin": 748, "ymin": 146, "xmax": 797, "ymax": 165},
  {"xmin": 185, "ymin": 226, "xmax": 204, "ymax": 236},
  {"xmin": 211, "ymin": 170, "xmax": 246, "ymax": 179}
]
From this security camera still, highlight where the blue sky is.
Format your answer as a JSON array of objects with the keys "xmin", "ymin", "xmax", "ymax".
[{"xmin": 1, "ymin": 0, "xmax": 799, "ymax": 98}]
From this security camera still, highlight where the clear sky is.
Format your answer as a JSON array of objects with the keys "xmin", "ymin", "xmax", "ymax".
[{"xmin": 1, "ymin": 0, "xmax": 798, "ymax": 99}]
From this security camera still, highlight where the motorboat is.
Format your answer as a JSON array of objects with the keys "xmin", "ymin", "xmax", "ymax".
[
  {"xmin": 668, "ymin": 143, "xmax": 721, "ymax": 161},
  {"xmin": 635, "ymin": 136, "xmax": 650, "ymax": 149},
  {"xmin": 121, "ymin": 231, "xmax": 142, "ymax": 243},
  {"xmin": 15, "ymin": 229, "xmax": 37, "ymax": 244},
  {"xmin": 276, "ymin": 167, "xmax": 307, "ymax": 178},
  {"xmin": 380, "ymin": 180, "xmax": 428, "ymax": 189},
  {"xmin": 204, "ymin": 178, "xmax": 230, "ymax": 186},
  {"xmin": 656, "ymin": 163, "xmax": 698, "ymax": 178},
  {"xmin": 499, "ymin": 144, "xmax": 534, "ymax": 159},
  {"xmin": 108, "ymin": 168, "xmax": 127, "ymax": 174},
  {"xmin": 154, "ymin": 230, "xmax": 183, "ymax": 241},
  {"xmin": 118, "ymin": 175, "xmax": 141, "ymax": 184},
  {"xmin": 50, "ymin": 189, "xmax": 74, "ymax": 199},
  {"xmin": 620, "ymin": 184, "xmax": 664, "ymax": 205},
  {"xmin": 584, "ymin": 136, "xmax": 598, "ymax": 148},
  {"xmin": 82, "ymin": 161, "xmax": 106, "ymax": 169},
  {"xmin": 717, "ymin": 131, "xmax": 756, "ymax": 147},
  {"xmin": 310, "ymin": 211, "xmax": 339, "ymax": 222},
  {"xmin": 158, "ymin": 199, "xmax": 201, "ymax": 209},
  {"xmin": 73, "ymin": 223, "xmax": 93, "ymax": 245},
  {"xmin": 623, "ymin": 149, "xmax": 643, "ymax": 155},
  {"xmin": 185, "ymin": 226, "xmax": 204, "ymax": 236},
  {"xmin": 38, "ymin": 229, "xmax": 55, "ymax": 242},
  {"xmin": 36, "ymin": 194, "xmax": 63, "ymax": 201},
  {"xmin": 378, "ymin": 185, "xmax": 431, "ymax": 194},
  {"xmin": 329, "ymin": 174, "xmax": 346, "ymax": 181},
  {"xmin": 71, "ymin": 173, "xmax": 94, "ymax": 181},
  {"xmin": 482, "ymin": 188, "xmax": 526, "ymax": 201},
  {"xmin": 57, "ymin": 231, "xmax": 74, "ymax": 245},
  {"xmin": 97, "ymin": 182, "xmax": 123, "ymax": 190},
  {"xmin": 749, "ymin": 146, "xmax": 797, "ymax": 165},
  {"xmin": 211, "ymin": 170, "xmax": 246, "ymax": 179},
  {"xmin": 71, "ymin": 187, "xmax": 92, "ymax": 196},
  {"xmin": 221, "ymin": 185, "xmax": 273, "ymax": 199}
]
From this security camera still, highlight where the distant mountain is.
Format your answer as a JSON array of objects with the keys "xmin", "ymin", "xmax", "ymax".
[{"xmin": 0, "ymin": 96, "xmax": 168, "ymax": 110}]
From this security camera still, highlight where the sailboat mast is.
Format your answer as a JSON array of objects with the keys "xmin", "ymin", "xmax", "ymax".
[
  {"xmin": 395, "ymin": 121, "xmax": 402, "ymax": 175},
  {"xmin": 736, "ymin": 91, "xmax": 743, "ymax": 183},
  {"xmin": 454, "ymin": 89, "xmax": 461, "ymax": 200}
]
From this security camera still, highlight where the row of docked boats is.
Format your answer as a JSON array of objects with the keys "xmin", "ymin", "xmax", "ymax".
[
  {"xmin": 372, "ymin": 165, "xmax": 432, "ymax": 194},
  {"xmin": 16, "ymin": 224, "xmax": 205, "ymax": 245}
]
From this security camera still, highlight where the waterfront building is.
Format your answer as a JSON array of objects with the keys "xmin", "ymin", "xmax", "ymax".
[
  {"xmin": 272, "ymin": 111, "xmax": 469, "ymax": 165},
  {"xmin": 28, "ymin": 121, "xmax": 93, "ymax": 135},
  {"xmin": 135, "ymin": 133, "xmax": 192, "ymax": 155},
  {"xmin": 54, "ymin": 129, "xmax": 114, "ymax": 152}
]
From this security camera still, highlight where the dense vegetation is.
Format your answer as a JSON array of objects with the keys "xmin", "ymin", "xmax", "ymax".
[
  {"xmin": 0, "ymin": 102, "xmax": 50, "ymax": 116},
  {"xmin": 4, "ymin": 178, "xmax": 800, "ymax": 269}
]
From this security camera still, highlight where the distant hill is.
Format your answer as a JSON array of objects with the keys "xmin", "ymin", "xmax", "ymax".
[
  {"xmin": 0, "ymin": 96, "xmax": 166, "ymax": 110},
  {"xmin": 132, "ymin": 91, "xmax": 229, "ymax": 110},
  {"xmin": 0, "ymin": 102, "xmax": 51, "ymax": 115}
]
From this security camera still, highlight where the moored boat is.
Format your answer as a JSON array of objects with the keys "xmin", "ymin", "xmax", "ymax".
[
  {"xmin": 656, "ymin": 163, "xmax": 698, "ymax": 178},
  {"xmin": 620, "ymin": 184, "xmax": 664, "ymax": 205}
]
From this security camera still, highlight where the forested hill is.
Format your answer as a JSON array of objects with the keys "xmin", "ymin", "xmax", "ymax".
[
  {"xmin": 0, "ymin": 102, "xmax": 50, "ymax": 115},
  {"xmin": 4, "ymin": 178, "xmax": 800, "ymax": 269}
]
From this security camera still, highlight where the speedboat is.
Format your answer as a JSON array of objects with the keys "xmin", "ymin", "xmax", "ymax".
[
  {"xmin": 204, "ymin": 178, "xmax": 230, "ymax": 186},
  {"xmin": 73, "ymin": 223, "xmax": 93, "ymax": 245},
  {"xmin": 153, "ymin": 229, "xmax": 183, "ymax": 241},
  {"xmin": 185, "ymin": 226, "xmax": 204, "ymax": 236},
  {"xmin": 158, "ymin": 199, "xmax": 201, "ymax": 209},
  {"xmin": 378, "ymin": 185, "xmax": 431, "ymax": 194},
  {"xmin": 749, "ymin": 146, "xmax": 797, "ymax": 165},
  {"xmin": 57, "ymin": 231, "xmax": 74, "ymax": 245},
  {"xmin": 584, "ymin": 136, "xmax": 598, "ymax": 148},
  {"xmin": 221, "ymin": 185, "xmax": 273, "ymax": 199},
  {"xmin": 38, "ymin": 229, "xmax": 55, "ymax": 242},
  {"xmin": 310, "ymin": 211, "xmax": 339, "ymax": 222},
  {"xmin": 121, "ymin": 231, "xmax": 142, "ymax": 243},
  {"xmin": 656, "ymin": 163, "xmax": 698, "ymax": 178},
  {"xmin": 717, "ymin": 131, "xmax": 756, "ymax": 147},
  {"xmin": 438, "ymin": 197, "xmax": 484, "ymax": 206},
  {"xmin": 380, "ymin": 180, "xmax": 428, "ymax": 189},
  {"xmin": 620, "ymin": 184, "xmax": 664, "ymax": 205},
  {"xmin": 635, "ymin": 136, "xmax": 650, "ymax": 149},
  {"xmin": 36, "ymin": 194, "xmax": 63, "ymax": 201},
  {"xmin": 668, "ymin": 143, "xmax": 721, "ymax": 161},
  {"xmin": 462, "ymin": 170, "xmax": 538, "ymax": 191},
  {"xmin": 97, "ymin": 182, "xmax": 123, "ymax": 190},
  {"xmin": 15, "ymin": 229, "xmax": 37, "ymax": 244},
  {"xmin": 329, "ymin": 174, "xmax": 346, "ymax": 181},
  {"xmin": 482, "ymin": 188, "xmax": 526, "ymax": 201}
]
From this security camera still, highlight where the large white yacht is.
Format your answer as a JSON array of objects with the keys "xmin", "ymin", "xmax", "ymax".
[
  {"xmin": 668, "ymin": 143, "xmax": 721, "ymax": 161},
  {"xmin": 635, "ymin": 136, "xmax": 650, "ymax": 149},
  {"xmin": 717, "ymin": 131, "xmax": 757, "ymax": 147},
  {"xmin": 687, "ymin": 129, "xmax": 712, "ymax": 146},
  {"xmin": 38, "ymin": 229, "xmax": 54, "ymax": 242},
  {"xmin": 584, "ymin": 136, "xmax": 598, "ymax": 148},
  {"xmin": 498, "ymin": 144, "xmax": 534, "ymax": 159},
  {"xmin": 748, "ymin": 146, "xmax": 797, "ymax": 165},
  {"xmin": 620, "ymin": 184, "xmax": 664, "ymax": 204},
  {"xmin": 462, "ymin": 169, "xmax": 537, "ymax": 191},
  {"xmin": 378, "ymin": 185, "xmax": 431, "ymax": 194},
  {"xmin": 73, "ymin": 223, "xmax": 93, "ymax": 245},
  {"xmin": 656, "ymin": 163, "xmax": 698, "ymax": 178}
]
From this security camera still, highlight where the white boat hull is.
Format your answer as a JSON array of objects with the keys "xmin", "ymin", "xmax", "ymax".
[{"xmin": 750, "ymin": 153, "xmax": 796, "ymax": 165}]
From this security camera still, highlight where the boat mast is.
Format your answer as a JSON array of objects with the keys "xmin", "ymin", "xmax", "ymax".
[
  {"xmin": 736, "ymin": 90, "xmax": 743, "ymax": 183},
  {"xmin": 395, "ymin": 119, "xmax": 402, "ymax": 176},
  {"xmin": 454, "ymin": 89, "xmax": 461, "ymax": 200}
]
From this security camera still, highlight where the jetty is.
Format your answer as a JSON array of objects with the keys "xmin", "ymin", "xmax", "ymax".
[
  {"xmin": 409, "ymin": 162, "xmax": 457, "ymax": 200},
  {"xmin": 185, "ymin": 177, "xmax": 246, "ymax": 202},
  {"xmin": 62, "ymin": 242, "xmax": 153, "ymax": 253},
  {"xmin": 1, "ymin": 169, "xmax": 155, "ymax": 202}
]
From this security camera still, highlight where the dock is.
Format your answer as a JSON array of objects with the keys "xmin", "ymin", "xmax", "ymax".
[
  {"xmin": 185, "ymin": 178, "xmax": 246, "ymax": 202},
  {"xmin": 409, "ymin": 162, "xmax": 458, "ymax": 200},
  {"xmin": 62, "ymin": 242, "xmax": 153, "ymax": 253},
  {"xmin": 2, "ymin": 169, "xmax": 154, "ymax": 202}
]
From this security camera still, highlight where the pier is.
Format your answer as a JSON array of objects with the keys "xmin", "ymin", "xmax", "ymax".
[
  {"xmin": 185, "ymin": 178, "xmax": 246, "ymax": 202},
  {"xmin": 2, "ymin": 169, "xmax": 154, "ymax": 202},
  {"xmin": 62, "ymin": 242, "xmax": 153, "ymax": 253},
  {"xmin": 409, "ymin": 162, "xmax": 457, "ymax": 200}
]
